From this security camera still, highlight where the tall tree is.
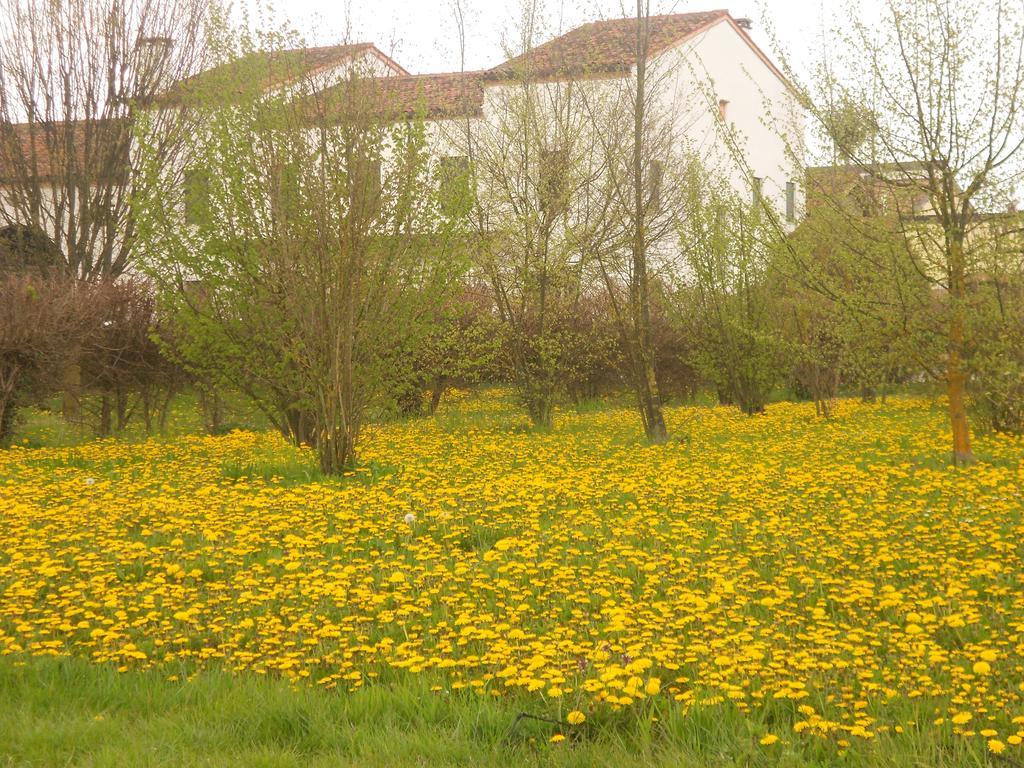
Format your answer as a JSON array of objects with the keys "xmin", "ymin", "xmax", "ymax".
[
  {"xmin": 588, "ymin": 1, "xmax": 696, "ymax": 443},
  {"xmin": 676, "ymin": 178, "xmax": 782, "ymax": 415},
  {"xmin": 768, "ymin": 0, "xmax": 1024, "ymax": 465},
  {"xmin": 449, "ymin": 2, "xmax": 612, "ymax": 429}
]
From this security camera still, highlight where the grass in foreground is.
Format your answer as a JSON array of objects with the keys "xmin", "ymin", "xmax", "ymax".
[
  {"xmin": 1, "ymin": 391, "xmax": 1023, "ymax": 766},
  {"xmin": 0, "ymin": 655, "xmax": 999, "ymax": 767}
]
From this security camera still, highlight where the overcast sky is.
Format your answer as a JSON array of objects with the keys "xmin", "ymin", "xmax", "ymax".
[{"xmin": 269, "ymin": 0, "xmax": 869, "ymax": 79}]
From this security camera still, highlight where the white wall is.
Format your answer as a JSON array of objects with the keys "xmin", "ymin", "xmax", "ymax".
[{"xmin": 654, "ymin": 18, "xmax": 804, "ymax": 223}]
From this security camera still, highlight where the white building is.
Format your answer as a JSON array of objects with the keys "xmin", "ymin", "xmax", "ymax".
[
  {"xmin": 1, "ymin": 10, "xmax": 804, "ymax": 273},
  {"xmin": 302, "ymin": 11, "xmax": 803, "ymax": 224}
]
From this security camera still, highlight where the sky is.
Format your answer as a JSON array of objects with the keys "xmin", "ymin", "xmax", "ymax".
[{"xmin": 268, "ymin": 0, "xmax": 871, "ymax": 79}]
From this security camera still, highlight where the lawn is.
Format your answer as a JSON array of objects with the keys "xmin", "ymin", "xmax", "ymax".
[{"xmin": 1, "ymin": 391, "xmax": 1022, "ymax": 766}]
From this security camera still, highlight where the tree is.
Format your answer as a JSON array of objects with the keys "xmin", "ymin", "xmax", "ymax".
[
  {"xmin": 769, "ymin": 0, "xmax": 1024, "ymax": 465},
  {"xmin": 0, "ymin": 275, "xmax": 98, "ymax": 444},
  {"xmin": 588, "ymin": 0, "xmax": 682, "ymax": 443},
  {"xmin": 676, "ymin": 178, "xmax": 782, "ymax": 415},
  {"xmin": 135, "ymin": 20, "xmax": 465, "ymax": 473},
  {"xmin": 0, "ymin": 0, "xmax": 211, "ymax": 281},
  {"xmin": 449, "ymin": 3, "xmax": 612, "ymax": 429},
  {"xmin": 77, "ymin": 279, "xmax": 182, "ymax": 436}
]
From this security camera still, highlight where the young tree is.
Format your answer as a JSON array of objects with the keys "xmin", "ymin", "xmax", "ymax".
[
  {"xmin": 0, "ymin": 275, "xmax": 97, "ymax": 444},
  {"xmin": 136, "ymin": 22, "xmax": 466, "ymax": 472},
  {"xmin": 450, "ymin": 4, "xmax": 612, "ymax": 429},
  {"xmin": 77, "ymin": 279, "xmax": 179, "ymax": 436},
  {"xmin": 769, "ymin": 0, "xmax": 1024, "ymax": 464},
  {"xmin": 676, "ymin": 179, "xmax": 782, "ymax": 415},
  {"xmin": 588, "ymin": 0, "xmax": 684, "ymax": 443},
  {"xmin": 0, "ymin": 0, "xmax": 211, "ymax": 280}
]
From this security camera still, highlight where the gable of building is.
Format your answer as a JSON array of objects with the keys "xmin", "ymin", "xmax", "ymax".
[
  {"xmin": 158, "ymin": 43, "xmax": 408, "ymax": 107},
  {"xmin": 485, "ymin": 10, "xmax": 731, "ymax": 81}
]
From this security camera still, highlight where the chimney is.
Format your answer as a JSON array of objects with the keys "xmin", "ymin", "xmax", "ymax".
[
  {"xmin": 136, "ymin": 36, "xmax": 174, "ymax": 98},
  {"xmin": 735, "ymin": 17, "xmax": 753, "ymax": 30}
]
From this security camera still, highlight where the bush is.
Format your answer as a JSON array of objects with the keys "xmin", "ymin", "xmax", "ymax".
[
  {"xmin": 968, "ymin": 277, "xmax": 1024, "ymax": 435},
  {"xmin": 0, "ymin": 275, "xmax": 96, "ymax": 445}
]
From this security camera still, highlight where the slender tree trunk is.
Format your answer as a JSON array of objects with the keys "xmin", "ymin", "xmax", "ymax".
[
  {"xmin": 947, "ymin": 324, "xmax": 974, "ymax": 465},
  {"xmin": 115, "ymin": 387, "xmax": 130, "ymax": 432},
  {"xmin": 61, "ymin": 358, "xmax": 81, "ymax": 419},
  {"xmin": 99, "ymin": 394, "xmax": 112, "ymax": 437},
  {"xmin": 142, "ymin": 387, "xmax": 152, "ymax": 434},
  {"xmin": 0, "ymin": 387, "xmax": 16, "ymax": 446},
  {"xmin": 158, "ymin": 388, "xmax": 175, "ymax": 434},
  {"xmin": 630, "ymin": 1, "xmax": 668, "ymax": 445},
  {"xmin": 948, "ymin": 236, "xmax": 974, "ymax": 466},
  {"xmin": 429, "ymin": 377, "xmax": 446, "ymax": 415},
  {"xmin": 199, "ymin": 388, "xmax": 224, "ymax": 435}
]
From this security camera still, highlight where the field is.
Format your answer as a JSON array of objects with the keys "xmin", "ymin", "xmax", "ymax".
[{"xmin": 1, "ymin": 392, "xmax": 1023, "ymax": 767}]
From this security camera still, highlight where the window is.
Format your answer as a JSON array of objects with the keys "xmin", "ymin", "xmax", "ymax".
[
  {"xmin": 648, "ymin": 159, "xmax": 664, "ymax": 210},
  {"xmin": 183, "ymin": 167, "xmax": 211, "ymax": 225},
  {"xmin": 438, "ymin": 155, "xmax": 471, "ymax": 216},
  {"xmin": 718, "ymin": 99, "xmax": 729, "ymax": 121},
  {"xmin": 270, "ymin": 160, "xmax": 303, "ymax": 221},
  {"xmin": 352, "ymin": 155, "xmax": 382, "ymax": 217},
  {"xmin": 785, "ymin": 181, "xmax": 796, "ymax": 222},
  {"xmin": 752, "ymin": 176, "xmax": 763, "ymax": 206},
  {"xmin": 539, "ymin": 148, "xmax": 568, "ymax": 214}
]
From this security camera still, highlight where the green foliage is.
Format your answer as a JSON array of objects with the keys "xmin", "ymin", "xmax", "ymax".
[
  {"xmin": 133, "ymin": 17, "xmax": 468, "ymax": 473},
  {"xmin": 676, "ymin": 180, "xmax": 782, "ymax": 415},
  {"xmin": 968, "ymin": 275, "xmax": 1024, "ymax": 434},
  {"xmin": 777, "ymin": 187, "xmax": 938, "ymax": 413}
]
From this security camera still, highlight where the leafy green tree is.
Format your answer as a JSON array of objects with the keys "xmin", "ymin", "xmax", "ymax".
[
  {"xmin": 768, "ymin": 0, "xmax": 1024, "ymax": 464},
  {"xmin": 676, "ymin": 180, "xmax": 782, "ymax": 415},
  {"xmin": 135, "ymin": 20, "xmax": 466, "ymax": 472}
]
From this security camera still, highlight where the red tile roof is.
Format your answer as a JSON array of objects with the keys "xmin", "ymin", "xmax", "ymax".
[
  {"xmin": 311, "ymin": 71, "xmax": 485, "ymax": 122},
  {"xmin": 159, "ymin": 43, "xmax": 409, "ymax": 106},
  {"xmin": 486, "ymin": 10, "xmax": 731, "ymax": 80},
  {"xmin": 0, "ymin": 120, "xmax": 130, "ymax": 185}
]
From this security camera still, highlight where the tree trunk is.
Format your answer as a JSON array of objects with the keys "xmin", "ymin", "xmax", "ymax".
[
  {"xmin": 61, "ymin": 359, "xmax": 81, "ymax": 419},
  {"xmin": 526, "ymin": 393, "xmax": 554, "ymax": 430},
  {"xmin": 0, "ymin": 393, "xmax": 16, "ymax": 445},
  {"xmin": 636, "ymin": 359, "xmax": 668, "ymax": 442},
  {"xmin": 199, "ymin": 388, "xmax": 224, "ymax": 435},
  {"xmin": 142, "ymin": 387, "xmax": 152, "ymax": 434},
  {"xmin": 947, "ymin": 345, "xmax": 974, "ymax": 466},
  {"xmin": 99, "ymin": 394, "xmax": 112, "ymax": 437},
  {"xmin": 115, "ymin": 387, "xmax": 130, "ymax": 432},
  {"xmin": 429, "ymin": 377, "xmax": 446, "ymax": 415},
  {"xmin": 628, "ymin": 1, "xmax": 668, "ymax": 446},
  {"xmin": 158, "ymin": 388, "xmax": 175, "ymax": 434},
  {"xmin": 317, "ymin": 425, "xmax": 356, "ymax": 474},
  {"xmin": 948, "ymin": 236, "xmax": 975, "ymax": 466}
]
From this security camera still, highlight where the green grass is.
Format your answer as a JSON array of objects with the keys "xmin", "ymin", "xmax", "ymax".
[
  {"xmin": 0, "ymin": 656, "xmax": 996, "ymax": 768},
  {"xmin": 9, "ymin": 391, "xmax": 270, "ymax": 449}
]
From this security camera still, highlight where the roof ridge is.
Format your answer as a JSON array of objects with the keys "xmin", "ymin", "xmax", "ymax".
[
  {"xmin": 389, "ymin": 70, "xmax": 485, "ymax": 79},
  {"xmin": 590, "ymin": 9, "xmax": 730, "ymax": 24}
]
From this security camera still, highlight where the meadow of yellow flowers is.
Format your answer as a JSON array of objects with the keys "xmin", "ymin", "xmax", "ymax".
[{"xmin": 1, "ymin": 393, "xmax": 1023, "ymax": 758}]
